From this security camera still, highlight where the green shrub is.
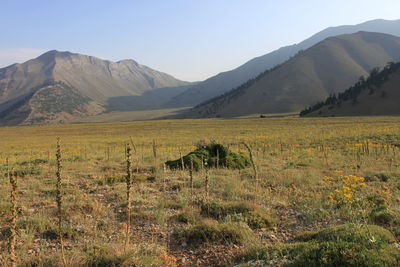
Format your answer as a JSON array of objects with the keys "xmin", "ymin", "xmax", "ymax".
[
  {"xmin": 293, "ymin": 241, "xmax": 400, "ymax": 266},
  {"xmin": 176, "ymin": 221, "xmax": 255, "ymax": 246},
  {"xmin": 294, "ymin": 224, "xmax": 395, "ymax": 245},
  {"xmin": 370, "ymin": 209, "xmax": 396, "ymax": 226},
  {"xmin": 165, "ymin": 143, "xmax": 250, "ymax": 170},
  {"xmin": 201, "ymin": 201, "xmax": 274, "ymax": 229},
  {"xmin": 239, "ymin": 224, "xmax": 399, "ymax": 266},
  {"xmin": 245, "ymin": 211, "xmax": 275, "ymax": 229}
]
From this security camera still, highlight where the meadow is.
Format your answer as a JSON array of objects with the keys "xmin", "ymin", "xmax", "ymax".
[{"xmin": 1, "ymin": 116, "xmax": 400, "ymax": 266}]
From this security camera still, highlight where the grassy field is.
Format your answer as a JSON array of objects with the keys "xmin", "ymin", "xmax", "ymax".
[
  {"xmin": 1, "ymin": 117, "xmax": 400, "ymax": 266},
  {"xmin": 71, "ymin": 107, "xmax": 190, "ymax": 123}
]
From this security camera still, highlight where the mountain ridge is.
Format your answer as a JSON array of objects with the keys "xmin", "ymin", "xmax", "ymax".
[
  {"xmin": 165, "ymin": 19, "xmax": 400, "ymax": 108},
  {"xmin": 0, "ymin": 50, "xmax": 190, "ymax": 125},
  {"xmin": 300, "ymin": 61, "xmax": 400, "ymax": 117},
  {"xmin": 177, "ymin": 31, "xmax": 400, "ymax": 118}
]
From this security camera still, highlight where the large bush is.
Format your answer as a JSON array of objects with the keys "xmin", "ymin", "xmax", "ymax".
[
  {"xmin": 238, "ymin": 224, "xmax": 400, "ymax": 266},
  {"xmin": 165, "ymin": 143, "xmax": 250, "ymax": 170}
]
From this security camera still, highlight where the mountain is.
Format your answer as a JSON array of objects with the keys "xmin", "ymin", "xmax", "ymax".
[
  {"xmin": 165, "ymin": 19, "xmax": 400, "ymax": 108},
  {"xmin": 300, "ymin": 62, "xmax": 400, "ymax": 117},
  {"xmin": 0, "ymin": 50, "xmax": 189, "ymax": 125},
  {"xmin": 178, "ymin": 32, "xmax": 400, "ymax": 118}
]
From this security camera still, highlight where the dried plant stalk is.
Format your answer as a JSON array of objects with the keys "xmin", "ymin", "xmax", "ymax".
[
  {"xmin": 189, "ymin": 156, "xmax": 194, "ymax": 193},
  {"xmin": 56, "ymin": 138, "xmax": 67, "ymax": 267},
  {"xmin": 129, "ymin": 137, "xmax": 138, "ymax": 172},
  {"xmin": 152, "ymin": 140, "xmax": 158, "ymax": 174},
  {"xmin": 125, "ymin": 143, "xmax": 133, "ymax": 250},
  {"xmin": 179, "ymin": 149, "xmax": 185, "ymax": 170},
  {"xmin": 8, "ymin": 158, "xmax": 17, "ymax": 267},
  {"xmin": 205, "ymin": 168, "xmax": 209, "ymax": 201},
  {"xmin": 242, "ymin": 142, "xmax": 258, "ymax": 181}
]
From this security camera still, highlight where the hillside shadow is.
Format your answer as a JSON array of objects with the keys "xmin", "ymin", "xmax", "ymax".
[{"xmin": 106, "ymin": 85, "xmax": 193, "ymax": 111}]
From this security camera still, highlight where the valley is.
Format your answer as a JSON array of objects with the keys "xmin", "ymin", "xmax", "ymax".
[{"xmin": 1, "ymin": 117, "xmax": 400, "ymax": 266}]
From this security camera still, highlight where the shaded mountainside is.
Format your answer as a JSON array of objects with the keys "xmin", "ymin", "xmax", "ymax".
[
  {"xmin": 0, "ymin": 82, "xmax": 103, "ymax": 125},
  {"xmin": 0, "ymin": 50, "xmax": 189, "ymax": 125},
  {"xmin": 106, "ymin": 84, "xmax": 195, "ymax": 112},
  {"xmin": 300, "ymin": 62, "xmax": 400, "ymax": 117},
  {"xmin": 165, "ymin": 19, "xmax": 400, "ymax": 108},
  {"xmin": 178, "ymin": 32, "xmax": 400, "ymax": 118}
]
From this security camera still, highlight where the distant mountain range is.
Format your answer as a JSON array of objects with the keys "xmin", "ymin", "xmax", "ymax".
[
  {"xmin": 0, "ymin": 50, "xmax": 190, "ymax": 124},
  {"xmin": 2, "ymin": 19, "xmax": 400, "ymax": 125},
  {"xmin": 179, "ymin": 31, "xmax": 400, "ymax": 118},
  {"xmin": 165, "ymin": 19, "xmax": 400, "ymax": 108},
  {"xmin": 300, "ymin": 62, "xmax": 400, "ymax": 117}
]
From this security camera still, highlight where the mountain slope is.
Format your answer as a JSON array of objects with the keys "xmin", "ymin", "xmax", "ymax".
[
  {"xmin": 166, "ymin": 19, "xmax": 400, "ymax": 108},
  {"xmin": 301, "ymin": 62, "xmax": 400, "ymax": 117},
  {"xmin": 180, "ymin": 32, "xmax": 400, "ymax": 118},
  {"xmin": 0, "ymin": 50, "xmax": 189, "ymax": 125}
]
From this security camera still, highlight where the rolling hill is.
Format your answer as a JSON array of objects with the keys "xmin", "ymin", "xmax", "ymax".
[
  {"xmin": 165, "ymin": 19, "xmax": 400, "ymax": 108},
  {"xmin": 178, "ymin": 32, "xmax": 400, "ymax": 118},
  {"xmin": 300, "ymin": 62, "xmax": 400, "ymax": 117},
  {"xmin": 0, "ymin": 50, "xmax": 189, "ymax": 125}
]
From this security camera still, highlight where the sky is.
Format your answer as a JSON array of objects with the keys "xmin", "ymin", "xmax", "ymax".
[{"xmin": 1, "ymin": 0, "xmax": 400, "ymax": 81}]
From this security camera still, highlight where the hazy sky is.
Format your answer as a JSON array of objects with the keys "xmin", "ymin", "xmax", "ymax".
[{"xmin": 1, "ymin": 0, "xmax": 399, "ymax": 81}]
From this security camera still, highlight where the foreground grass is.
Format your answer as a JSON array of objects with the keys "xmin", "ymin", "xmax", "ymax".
[{"xmin": 0, "ymin": 117, "xmax": 399, "ymax": 266}]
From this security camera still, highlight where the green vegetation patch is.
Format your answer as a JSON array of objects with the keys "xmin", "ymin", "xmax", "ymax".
[
  {"xmin": 33, "ymin": 82, "xmax": 90, "ymax": 114},
  {"xmin": 41, "ymin": 225, "xmax": 82, "ymax": 240},
  {"xmin": 83, "ymin": 244, "xmax": 125, "ymax": 267},
  {"xmin": 245, "ymin": 211, "xmax": 275, "ymax": 230},
  {"xmin": 368, "ymin": 206, "xmax": 397, "ymax": 226},
  {"xmin": 201, "ymin": 201, "xmax": 253, "ymax": 219},
  {"xmin": 13, "ymin": 166, "xmax": 41, "ymax": 177},
  {"xmin": 294, "ymin": 224, "xmax": 395, "ymax": 244},
  {"xmin": 165, "ymin": 143, "xmax": 250, "ymax": 170},
  {"xmin": 238, "ymin": 224, "xmax": 399, "ymax": 266},
  {"xmin": 16, "ymin": 158, "xmax": 48, "ymax": 166},
  {"xmin": 365, "ymin": 172, "xmax": 399, "ymax": 182},
  {"xmin": 82, "ymin": 243, "xmax": 166, "ymax": 267},
  {"xmin": 201, "ymin": 201, "xmax": 274, "ymax": 229},
  {"xmin": 176, "ymin": 221, "xmax": 255, "ymax": 246}
]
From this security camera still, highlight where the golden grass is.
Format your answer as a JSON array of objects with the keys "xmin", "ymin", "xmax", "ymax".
[{"xmin": 0, "ymin": 116, "xmax": 400, "ymax": 266}]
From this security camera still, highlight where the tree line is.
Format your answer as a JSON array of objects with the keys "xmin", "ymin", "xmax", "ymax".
[{"xmin": 300, "ymin": 62, "xmax": 400, "ymax": 116}]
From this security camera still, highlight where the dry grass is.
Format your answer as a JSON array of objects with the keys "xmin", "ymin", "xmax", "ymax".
[{"xmin": 0, "ymin": 116, "xmax": 400, "ymax": 266}]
